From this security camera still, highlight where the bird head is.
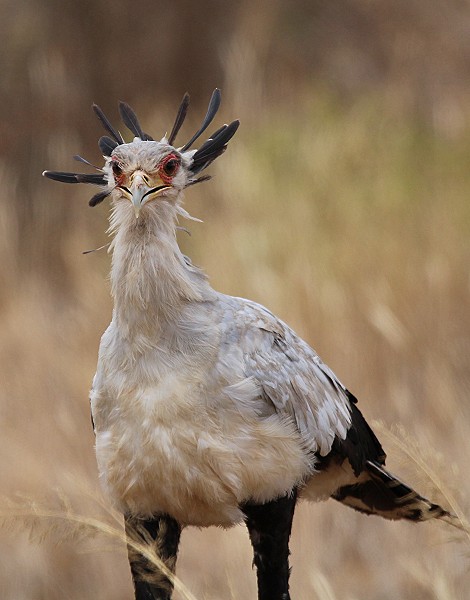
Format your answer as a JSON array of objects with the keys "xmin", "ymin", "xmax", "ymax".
[{"xmin": 43, "ymin": 89, "xmax": 239, "ymax": 219}]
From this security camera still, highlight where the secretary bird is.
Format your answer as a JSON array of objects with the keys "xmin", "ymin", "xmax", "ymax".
[{"xmin": 44, "ymin": 89, "xmax": 452, "ymax": 600}]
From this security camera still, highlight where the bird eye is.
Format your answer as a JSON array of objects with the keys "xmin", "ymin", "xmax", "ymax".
[
  {"xmin": 110, "ymin": 160, "xmax": 124, "ymax": 180},
  {"xmin": 160, "ymin": 154, "xmax": 180, "ymax": 180}
]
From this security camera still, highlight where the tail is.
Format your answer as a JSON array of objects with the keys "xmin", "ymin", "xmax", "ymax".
[{"xmin": 333, "ymin": 460, "xmax": 451, "ymax": 522}]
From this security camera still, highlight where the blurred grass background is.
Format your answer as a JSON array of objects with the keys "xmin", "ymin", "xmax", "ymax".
[{"xmin": 1, "ymin": 0, "xmax": 470, "ymax": 598}]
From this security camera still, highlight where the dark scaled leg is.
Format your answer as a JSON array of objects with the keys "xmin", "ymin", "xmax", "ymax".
[
  {"xmin": 124, "ymin": 514, "xmax": 182, "ymax": 600},
  {"xmin": 242, "ymin": 490, "xmax": 297, "ymax": 600}
]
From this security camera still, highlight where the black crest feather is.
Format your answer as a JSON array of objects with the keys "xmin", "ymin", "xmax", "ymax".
[
  {"xmin": 99, "ymin": 136, "xmax": 119, "ymax": 157},
  {"xmin": 181, "ymin": 89, "xmax": 221, "ymax": 152},
  {"xmin": 168, "ymin": 93, "xmax": 190, "ymax": 146},
  {"xmin": 185, "ymin": 175, "xmax": 212, "ymax": 188},
  {"xmin": 43, "ymin": 171, "xmax": 107, "ymax": 185},
  {"xmin": 92, "ymin": 104, "xmax": 124, "ymax": 144},
  {"xmin": 89, "ymin": 189, "xmax": 111, "ymax": 207},
  {"xmin": 73, "ymin": 155, "xmax": 101, "ymax": 170},
  {"xmin": 119, "ymin": 102, "xmax": 153, "ymax": 141},
  {"xmin": 190, "ymin": 120, "xmax": 240, "ymax": 175},
  {"xmin": 43, "ymin": 88, "xmax": 239, "ymax": 207}
]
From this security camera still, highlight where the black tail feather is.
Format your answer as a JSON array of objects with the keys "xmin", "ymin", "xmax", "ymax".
[{"xmin": 333, "ymin": 461, "xmax": 450, "ymax": 522}]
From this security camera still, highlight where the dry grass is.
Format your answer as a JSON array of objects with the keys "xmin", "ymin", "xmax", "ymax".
[{"xmin": 1, "ymin": 91, "xmax": 470, "ymax": 599}]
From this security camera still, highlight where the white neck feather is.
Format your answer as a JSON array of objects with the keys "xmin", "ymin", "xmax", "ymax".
[{"xmin": 108, "ymin": 199, "xmax": 215, "ymax": 338}]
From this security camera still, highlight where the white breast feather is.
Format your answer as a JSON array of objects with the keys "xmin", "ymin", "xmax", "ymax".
[{"xmin": 91, "ymin": 233, "xmax": 352, "ymax": 526}]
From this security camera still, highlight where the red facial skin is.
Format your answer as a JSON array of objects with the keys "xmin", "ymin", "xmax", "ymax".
[
  {"xmin": 110, "ymin": 158, "xmax": 125, "ymax": 186},
  {"xmin": 110, "ymin": 153, "xmax": 181, "ymax": 187},
  {"xmin": 158, "ymin": 153, "xmax": 180, "ymax": 185}
]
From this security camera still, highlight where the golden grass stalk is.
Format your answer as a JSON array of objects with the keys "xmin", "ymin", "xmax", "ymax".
[
  {"xmin": 0, "ymin": 494, "xmax": 199, "ymax": 600},
  {"xmin": 373, "ymin": 421, "xmax": 470, "ymax": 542}
]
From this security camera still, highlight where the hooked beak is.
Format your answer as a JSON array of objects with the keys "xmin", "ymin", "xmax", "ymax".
[{"xmin": 121, "ymin": 171, "xmax": 172, "ymax": 218}]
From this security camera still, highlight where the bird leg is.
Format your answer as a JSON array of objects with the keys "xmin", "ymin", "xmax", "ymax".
[
  {"xmin": 124, "ymin": 513, "xmax": 182, "ymax": 600},
  {"xmin": 242, "ymin": 490, "xmax": 297, "ymax": 600}
]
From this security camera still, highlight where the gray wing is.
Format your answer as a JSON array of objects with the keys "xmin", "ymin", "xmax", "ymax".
[{"xmin": 223, "ymin": 296, "xmax": 352, "ymax": 456}]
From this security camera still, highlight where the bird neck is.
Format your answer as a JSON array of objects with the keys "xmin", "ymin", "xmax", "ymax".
[{"xmin": 108, "ymin": 200, "xmax": 215, "ymax": 335}]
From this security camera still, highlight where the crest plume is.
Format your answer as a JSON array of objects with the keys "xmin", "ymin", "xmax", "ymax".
[
  {"xmin": 118, "ymin": 101, "xmax": 153, "ymax": 141},
  {"xmin": 168, "ymin": 92, "xmax": 190, "ymax": 146},
  {"xmin": 42, "ymin": 88, "xmax": 239, "ymax": 207},
  {"xmin": 92, "ymin": 103, "xmax": 124, "ymax": 144},
  {"xmin": 180, "ymin": 88, "xmax": 221, "ymax": 151}
]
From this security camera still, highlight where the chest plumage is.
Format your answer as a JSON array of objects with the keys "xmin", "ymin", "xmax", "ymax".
[{"xmin": 90, "ymin": 297, "xmax": 318, "ymax": 526}]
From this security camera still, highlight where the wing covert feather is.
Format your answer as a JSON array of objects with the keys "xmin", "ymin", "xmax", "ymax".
[{"xmin": 222, "ymin": 296, "xmax": 352, "ymax": 456}]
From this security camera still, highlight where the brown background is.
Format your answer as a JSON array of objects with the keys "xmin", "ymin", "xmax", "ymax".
[{"xmin": 1, "ymin": 1, "xmax": 469, "ymax": 598}]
